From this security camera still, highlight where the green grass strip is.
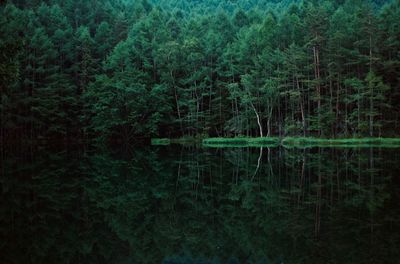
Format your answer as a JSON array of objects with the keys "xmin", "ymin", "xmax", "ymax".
[
  {"xmin": 202, "ymin": 137, "xmax": 280, "ymax": 148},
  {"xmin": 151, "ymin": 138, "xmax": 171, "ymax": 146},
  {"xmin": 281, "ymin": 137, "xmax": 400, "ymax": 148},
  {"xmin": 155, "ymin": 136, "xmax": 400, "ymax": 148}
]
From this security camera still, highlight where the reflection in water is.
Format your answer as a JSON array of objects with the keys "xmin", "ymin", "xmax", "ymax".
[{"xmin": 1, "ymin": 146, "xmax": 400, "ymax": 263}]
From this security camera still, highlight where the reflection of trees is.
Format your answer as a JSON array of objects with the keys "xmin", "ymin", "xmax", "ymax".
[
  {"xmin": 0, "ymin": 149, "xmax": 105, "ymax": 263},
  {"xmin": 1, "ymin": 146, "xmax": 399, "ymax": 263}
]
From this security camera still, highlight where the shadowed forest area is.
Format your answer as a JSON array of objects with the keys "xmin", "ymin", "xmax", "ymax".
[{"xmin": 1, "ymin": 0, "xmax": 400, "ymax": 148}]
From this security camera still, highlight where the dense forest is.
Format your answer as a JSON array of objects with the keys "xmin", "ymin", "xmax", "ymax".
[{"xmin": 1, "ymin": 0, "xmax": 400, "ymax": 146}]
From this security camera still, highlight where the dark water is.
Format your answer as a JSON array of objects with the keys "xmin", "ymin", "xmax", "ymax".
[{"xmin": 1, "ymin": 145, "xmax": 400, "ymax": 263}]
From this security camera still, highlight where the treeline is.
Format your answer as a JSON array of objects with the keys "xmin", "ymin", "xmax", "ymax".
[{"xmin": 1, "ymin": 0, "xmax": 400, "ymax": 145}]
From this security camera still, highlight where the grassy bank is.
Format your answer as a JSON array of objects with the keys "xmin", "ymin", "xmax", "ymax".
[
  {"xmin": 153, "ymin": 137, "xmax": 400, "ymax": 148},
  {"xmin": 281, "ymin": 137, "xmax": 400, "ymax": 148},
  {"xmin": 202, "ymin": 137, "xmax": 280, "ymax": 148},
  {"xmin": 151, "ymin": 138, "xmax": 171, "ymax": 145}
]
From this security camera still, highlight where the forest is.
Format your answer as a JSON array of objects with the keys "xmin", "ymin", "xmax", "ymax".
[
  {"xmin": 1, "ymin": 0, "xmax": 400, "ymax": 146},
  {"xmin": 2, "ymin": 1, "xmax": 400, "ymax": 262}
]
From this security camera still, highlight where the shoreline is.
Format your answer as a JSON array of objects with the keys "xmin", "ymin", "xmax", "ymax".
[{"xmin": 151, "ymin": 137, "xmax": 400, "ymax": 148}]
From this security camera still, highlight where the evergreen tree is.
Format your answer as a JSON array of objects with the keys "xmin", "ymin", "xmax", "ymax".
[{"xmin": 1, "ymin": 0, "xmax": 399, "ymax": 144}]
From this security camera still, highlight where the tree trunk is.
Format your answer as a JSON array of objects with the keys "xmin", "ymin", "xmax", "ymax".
[
  {"xmin": 171, "ymin": 69, "xmax": 183, "ymax": 135},
  {"xmin": 369, "ymin": 19, "xmax": 374, "ymax": 137},
  {"xmin": 369, "ymin": 82, "xmax": 374, "ymax": 137},
  {"xmin": 297, "ymin": 77, "xmax": 306, "ymax": 136},
  {"xmin": 267, "ymin": 105, "xmax": 273, "ymax": 137},
  {"xmin": 250, "ymin": 101, "xmax": 263, "ymax": 137},
  {"xmin": 313, "ymin": 45, "xmax": 321, "ymax": 136},
  {"xmin": 335, "ymin": 79, "xmax": 340, "ymax": 136}
]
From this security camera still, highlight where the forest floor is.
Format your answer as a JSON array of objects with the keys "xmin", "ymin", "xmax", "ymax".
[{"xmin": 152, "ymin": 137, "xmax": 400, "ymax": 148}]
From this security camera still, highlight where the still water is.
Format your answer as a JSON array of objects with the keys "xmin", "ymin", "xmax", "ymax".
[{"xmin": 1, "ymin": 145, "xmax": 400, "ymax": 263}]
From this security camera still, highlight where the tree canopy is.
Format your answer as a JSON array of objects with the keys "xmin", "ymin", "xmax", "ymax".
[{"xmin": 1, "ymin": 0, "xmax": 400, "ymax": 146}]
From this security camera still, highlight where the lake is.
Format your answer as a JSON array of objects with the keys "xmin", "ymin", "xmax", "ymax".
[{"xmin": 1, "ymin": 145, "xmax": 400, "ymax": 263}]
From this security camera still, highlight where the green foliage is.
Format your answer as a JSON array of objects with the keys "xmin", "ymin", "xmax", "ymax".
[
  {"xmin": 151, "ymin": 138, "xmax": 171, "ymax": 145},
  {"xmin": 1, "ymin": 0, "xmax": 399, "ymax": 146}
]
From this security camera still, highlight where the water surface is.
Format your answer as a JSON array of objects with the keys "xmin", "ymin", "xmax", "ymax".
[{"xmin": 1, "ymin": 145, "xmax": 400, "ymax": 263}]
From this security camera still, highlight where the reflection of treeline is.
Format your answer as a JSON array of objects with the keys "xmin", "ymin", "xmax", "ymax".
[{"xmin": 1, "ymin": 147, "xmax": 399, "ymax": 263}]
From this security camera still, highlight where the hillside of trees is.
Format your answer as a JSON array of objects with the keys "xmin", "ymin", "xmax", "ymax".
[
  {"xmin": 1, "ymin": 0, "xmax": 400, "ymax": 146},
  {"xmin": 151, "ymin": 0, "xmax": 389, "ymax": 14}
]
